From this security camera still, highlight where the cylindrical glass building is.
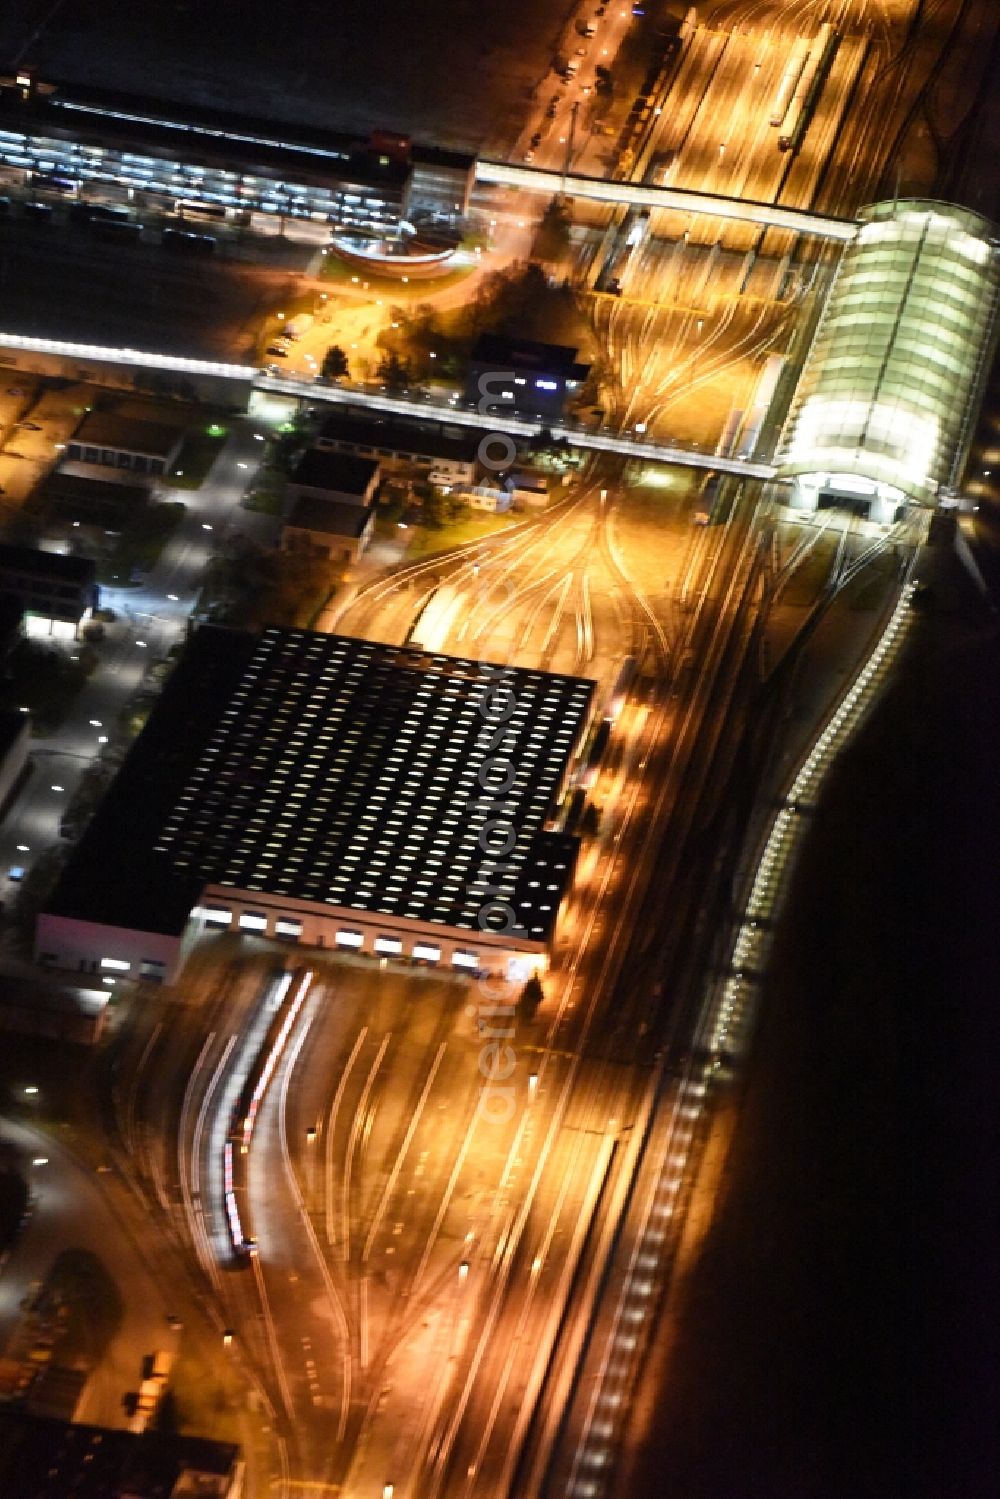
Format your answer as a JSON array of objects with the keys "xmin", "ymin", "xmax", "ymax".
[{"xmin": 776, "ymin": 200, "xmax": 1000, "ymax": 522}]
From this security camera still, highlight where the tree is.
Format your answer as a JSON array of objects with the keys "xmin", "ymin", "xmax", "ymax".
[
  {"xmin": 321, "ymin": 344, "xmax": 350, "ymax": 381},
  {"xmin": 580, "ymin": 801, "xmax": 601, "ymax": 837},
  {"xmin": 422, "ymin": 487, "xmax": 449, "ymax": 528},
  {"xmin": 536, "ymin": 197, "xmax": 571, "ymax": 261},
  {"xmin": 377, "ymin": 351, "xmax": 412, "ymax": 391},
  {"xmin": 519, "ymin": 973, "xmax": 544, "ymax": 1020}
]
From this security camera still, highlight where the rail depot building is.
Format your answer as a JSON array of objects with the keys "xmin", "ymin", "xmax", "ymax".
[
  {"xmin": 36, "ymin": 627, "xmax": 595, "ymax": 984},
  {"xmin": 0, "ymin": 72, "xmax": 474, "ymax": 231}
]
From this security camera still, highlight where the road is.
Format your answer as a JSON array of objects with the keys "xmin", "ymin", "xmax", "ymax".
[
  {"xmin": 0, "ymin": 1110, "xmax": 176, "ymax": 1425},
  {"xmin": 0, "ymin": 417, "xmax": 280, "ymax": 903}
]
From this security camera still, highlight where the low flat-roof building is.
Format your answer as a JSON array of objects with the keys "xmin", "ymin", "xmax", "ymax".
[
  {"xmin": 0, "ymin": 543, "xmax": 97, "ymax": 638},
  {"xmin": 0, "ymin": 1412, "xmax": 242, "ymax": 1498},
  {"xmin": 316, "ymin": 409, "xmax": 484, "ymax": 484},
  {"xmin": 37, "ymin": 471, "xmax": 147, "ymax": 530},
  {"xmin": 0, "ymin": 709, "xmax": 30, "ymax": 815},
  {"xmin": 506, "ymin": 470, "xmax": 550, "ymax": 509},
  {"xmin": 66, "ymin": 411, "xmax": 185, "ymax": 477},
  {"xmin": 0, "ymin": 593, "xmax": 23, "ymax": 663},
  {"xmin": 465, "ymin": 333, "xmax": 590, "ymax": 422},
  {"xmin": 282, "ymin": 492, "xmax": 375, "ymax": 562},
  {"xmin": 286, "ymin": 449, "xmax": 380, "ymax": 508},
  {"xmin": 0, "ymin": 74, "xmax": 423, "ymax": 236},
  {"xmin": 37, "ymin": 627, "xmax": 595, "ymax": 984}
]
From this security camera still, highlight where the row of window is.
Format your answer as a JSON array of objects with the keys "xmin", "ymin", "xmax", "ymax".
[
  {"xmin": 67, "ymin": 441, "xmax": 166, "ymax": 473},
  {"xmin": 0, "ymin": 135, "xmax": 401, "ymax": 223},
  {"xmin": 321, "ymin": 437, "xmax": 471, "ymax": 471},
  {"xmin": 200, "ymin": 905, "xmax": 483, "ymax": 967}
]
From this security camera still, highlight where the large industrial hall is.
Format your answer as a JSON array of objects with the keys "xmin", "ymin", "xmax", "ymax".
[{"xmin": 36, "ymin": 627, "xmax": 595, "ymax": 984}]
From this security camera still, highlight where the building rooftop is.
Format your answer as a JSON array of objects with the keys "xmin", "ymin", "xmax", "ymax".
[
  {"xmin": 411, "ymin": 142, "xmax": 477, "ymax": 171},
  {"xmin": 0, "ymin": 542, "xmax": 96, "ymax": 584},
  {"xmin": 0, "ymin": 707, "xmax": 27, "ymax": 759},
  {"xmin": 45, "ymin": 626, "xmax": 253, "ymax": 936},
  {"xmin": 289, "ymin": 449, "xmax": 379, "ymax": 497},
  {"xmin": 45, "ymin": 628, "xmax": 593, "ymax": 945},
  {"xmin": 319, "ymin": 408, "xmax": 484, "ymax": 464},
  {"xmin": 0, "ymin": 593, "xmax": 22, "ymax": 644},
  {"xmin": 0, "ymin": 73, "xmax": 412, "ymax": 193},
  {"xmin": 0, "ymin": 1411, "xmax": 239, "ymax": 1498},
  {"xmin": 156, "ymin": 630, "xmax": 593, "ymax": 941},
  {"xmin": 71, "ymin": 410, "xmax": 184, "ymax": 458},
  {"xmin": 469, "ymin": 332, "xmax": 590, "ymax": 381},
  {"xmin": 285, "ymin": 493, "xmax": 373, "ymax": 538},
  {"xmin": 39, "ymin": 472, "xmax": 148, "ymax": 523}
]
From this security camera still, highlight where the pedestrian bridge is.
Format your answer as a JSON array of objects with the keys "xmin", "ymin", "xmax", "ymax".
[
  {"xmin": 258, "ymin": 374, "xmax": 777, "ymax": 478},
  {"xmin": 475, "ymin": 160, "xmax": 858, "ymax": 243},
  {"xmin": 0, "ymin": 330, "xmax": 776, "ymax": 479}
]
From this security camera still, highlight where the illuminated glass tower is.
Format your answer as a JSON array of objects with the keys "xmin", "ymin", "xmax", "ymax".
[{"xmin": 776, "ymin": 200, "xmax": 1000, "ymax": 522}]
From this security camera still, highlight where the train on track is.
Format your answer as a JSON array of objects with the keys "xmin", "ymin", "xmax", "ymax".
[{"xmin": 223, "ymin": 965, "xmax": 314, "ymax": 1260}]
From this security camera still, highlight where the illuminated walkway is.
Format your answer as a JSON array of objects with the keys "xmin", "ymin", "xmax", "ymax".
[
  {"xmin": 475, "ymin": 159, "xmax": 858, "ymax": 242},
  {"xmin": 260, "ymin": 373, "xmax": 778, "ymax": 477},
  {"xmin": 0, "ymin": 331, "xmax": 776, "ymax": 478}
]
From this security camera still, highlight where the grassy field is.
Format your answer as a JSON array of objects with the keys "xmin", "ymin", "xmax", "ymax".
[
  {"xmin": 162, "ymin": 428, "xmax": 228, "ymax": 490},
  {"xmin": 241, "ymin": 483, "xmax": 285, "ymax": 516},
  {"xmin": 390, "ymin": 509, "xmax": 517, "ymax": 561}
]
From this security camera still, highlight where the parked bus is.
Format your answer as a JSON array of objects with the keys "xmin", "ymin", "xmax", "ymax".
[
  {"xmin": 90, "ymin": 217, "xmax": 144, "ymax": 242},
  {"xmin": 162, "ymin": 227, "xmax": 215, "ymax": 255},
  {"xmin": 174, "ymin": 198, "xmax": 228, "ymax": 222}
]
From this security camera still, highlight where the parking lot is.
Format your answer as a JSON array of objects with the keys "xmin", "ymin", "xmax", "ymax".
[{"xmin": 0, "ymin": 209, "xmax": 315, "ymax": 363}]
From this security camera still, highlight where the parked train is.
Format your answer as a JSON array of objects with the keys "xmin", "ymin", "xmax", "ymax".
[
  {"xmin": 223, "ymin": 965, "xmax": 314, "ymax": 1259},
  {"xmin": 778, "ymin": 25, "xmax": 838, "ymax": 153}
]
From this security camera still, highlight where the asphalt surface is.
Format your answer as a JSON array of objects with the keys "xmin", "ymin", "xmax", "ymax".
[{"xmin": 0, "ymin": 418, "xmax": 281, "ymax": 914}]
